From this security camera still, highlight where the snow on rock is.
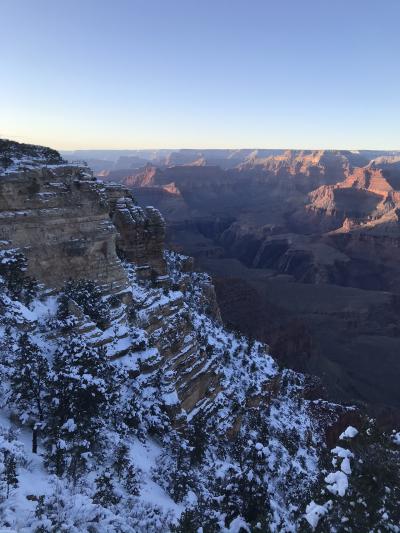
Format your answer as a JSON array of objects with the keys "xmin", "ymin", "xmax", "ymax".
[
  {"xmin": 226, "ymin": 516, "xmax": 251, "ymax": 533},
  {"xmin": 61, "ymin": 418, "xmax": 77, "ymax": 433},
  {"xmin": 339, "ymin": 426, "xmax": 358, "ymax": 440},
  {"xmin": 392, "ymin": 431, "xmax": 400, "ymax": 445},
  {"xmin": 340, "ymin": 456, "xmax": 352, "ymax": 475},
  {"xmin": 331, "ymin": 446, "xmax": 354, "ymax": 459},
  {"xmin": 162, "ymin": 389, "xmax": 179, "ymax": 406},
  {"xmin": 325, "ymin": 470, "xmax": 349, "ymax": 496},
  {"xmin": 331, "ymin": 446, "xmax": 353, "ymax": 474},
  {"xmin": 0, "ymin": 244, "xmax": 367, "ymax": 531},
  {"xmin": 305, "ymin": 500, "xmax": 329, "ymax": 530}
]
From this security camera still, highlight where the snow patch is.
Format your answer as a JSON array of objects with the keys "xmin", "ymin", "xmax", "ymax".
[
  {"xmin": 305, "ymin": 500, "xmax": 329, "ymax": 530},
  {"xmin": 325, "ymin": 470, "xmax": 349, "ymax": 496},
  {"xmin": 339, "ymin": 426, "xmax": 358, "ymax": 440}
]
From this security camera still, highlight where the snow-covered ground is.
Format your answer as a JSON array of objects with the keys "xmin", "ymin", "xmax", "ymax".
[{"xmin": 0, "ymin": 249, "xmax": 399, "ymax": 532}]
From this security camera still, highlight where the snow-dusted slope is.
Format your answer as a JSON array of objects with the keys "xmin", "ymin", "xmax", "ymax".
[
  {"xmin": 1, "ymin": 249, "xmax": 398, "ymax": 532},
  {"xmin": 0, "ymin": 139, "xmax": 66, "ymax": 174}
]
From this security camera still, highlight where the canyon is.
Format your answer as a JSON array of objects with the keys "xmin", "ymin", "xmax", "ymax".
[
  {"xmin": 84, "ymin": 148, "xmax": 400, "ymax": 420},
  {"xmin": 0, "ymin": 140, "xmax": 398, "ymax": 532}
]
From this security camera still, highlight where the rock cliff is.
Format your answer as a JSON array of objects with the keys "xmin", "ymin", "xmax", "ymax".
[
  {"xmin": 0, "ymin": 148, "xmax": 167, "ymax": 294},
  {"xmin": 0, "ymin": 142, "xmax": 226, "ymax": 417}
]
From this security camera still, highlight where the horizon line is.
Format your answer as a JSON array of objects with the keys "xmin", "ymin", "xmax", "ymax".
[
  {"xmin": 58, "ymin": 146, "xmax": 400, "ymax": 153},
  {"xmin": 2, "ymin": 136, "xmax": 399, "ymax": 153}
]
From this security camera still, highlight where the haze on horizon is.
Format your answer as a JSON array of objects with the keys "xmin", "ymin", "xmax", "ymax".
[{"xmin": 1, "ymin": 0, "xmax": 399, "ymax": 151}]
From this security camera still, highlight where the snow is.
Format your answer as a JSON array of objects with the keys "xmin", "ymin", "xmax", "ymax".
[
  {"xmin": 331, "ymin": 446, "xmax": 353, "ymax": 474},
  {"xmin": 392, "ymin": 431, "xmax": 400, "ymax": 445},
  {"xmin": 331, "ymin": 446, "xmax": 354, "ymax": 459},
  {"xmin": 339, "ymin": 426, "xmax": 358, "ymax": 440},
  {"xmin": 0, "ymin": 247, "xmax": 379, "ymax": 532},
  {"xmin": 0, "ymin": 154, "xmax": 87, "ymax": 176},
  {"xmin": 340, "ymin": 457, "xmax": 352, "ymax": 475},
  {"xmin": 162, "ymin": 389, "xmax": 179, "ymax": 406},
  {"xmin": 226, "ymin": 516, "xmax": 251, "ymax": 532},
  {"xmin": 61, "ymin": 418, "xmax": 77, "ymax": 432},
  {"xmin": 305, "ymin": 500, "xmax": 328, "ymax": 530},
  {"xmin": 128, "ymin": 438, "xmax": 183, "ymax": 519},
  {"xmin": 325, "ymin": 470, "xmax": 349, "ymax": 496},
  {"xmin": 13, "ymin": 296, "xmax": 57, "ymax": 322}
]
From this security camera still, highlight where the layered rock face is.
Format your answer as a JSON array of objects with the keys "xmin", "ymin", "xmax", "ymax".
[
  {"xmin": 0, "ymin": 142, "xmax": 346, "ymax": 431},
  {"xmin": 0, "ymin": 148, "xmax": 167, "ymax": 294},
  {"xmin": 0, "ymin": 141, "xmax": 222, "ymax": 417},
  {"xmin": 107, "ymin": 188, "xmax": 167, "ymax": 277},
  {"xmin": 0, "ymin": 166, "xmax": 128, "ymax": 294},
  {"xmin": 131, "ymin": 266, "xmax": 223, "ymax": 414}
]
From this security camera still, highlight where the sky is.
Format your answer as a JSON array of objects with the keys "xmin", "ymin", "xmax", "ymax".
[{"xmin": 1, "ymin": 0, "xmax": 399, "ymax": 150}]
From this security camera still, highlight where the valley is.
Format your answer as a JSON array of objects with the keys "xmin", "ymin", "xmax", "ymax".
[{"xmin": 85, "ymin": 148, "xmax": 400, "ymax": 418}]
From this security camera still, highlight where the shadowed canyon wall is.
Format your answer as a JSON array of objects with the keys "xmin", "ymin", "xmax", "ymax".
[{"xmin": 107, "ymin": 149, "xmax": 400, "ymax": 417}]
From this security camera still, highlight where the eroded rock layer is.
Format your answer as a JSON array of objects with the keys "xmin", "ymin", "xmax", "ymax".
[{"xmin": 0, "ymin": 164, "xmax": 167, "ymax": 293}]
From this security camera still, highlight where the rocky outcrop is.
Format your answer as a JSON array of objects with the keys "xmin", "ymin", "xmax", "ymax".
[
  {"xmin": 137, "ymin": 284, "xmax": 221, "ymax": 413},
  {"xmin": 0, "ymin": 153, "xmax": 167, "ymax": 294},
  {"xmin": 105, "ymin": 183, "xmax": 167, "ymax": 278},
  {"xmin": 0, "ymin": 141, "xmax": 222, "ymax": 418},
  {"xmin": 0, "ymin": 165, "xmax": 129, "ymax": 295},
  {"xmin": 3, "ymin": 145, "xmax": 399, "ymax": 533},
  {"xmin": 0, "ymin": 138, "xmax": 64, "ymax": 172}
]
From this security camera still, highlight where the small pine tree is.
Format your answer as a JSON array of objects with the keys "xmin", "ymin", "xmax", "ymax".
[
  {"xmin": 57, "ymin": 279, "xmax": 110, "ymax": 329},
  {"xmin": 45, "ymin": 335, "xmax": 117, "ymax": 479},
  {"xmin": 10, "ymin": 333, "xmax": 49, "ymax": 453},
  {"xmin": 168, "ymin": 441, "xmax": 193, "ymax": 503},
  {"xmin": 312, "ymin": 421, "xmax": 400, "ymax": 532},
  {"xmin": 188, "ymin": 411, "xmax": 208, "ymax": 465},
  {"xmin": 123, "ymin": 393, "xmax": 141, "ymax": 431},
  {"xmin": 123, "ymin": 463, "xmax": 140, "ymax": 496},
  {"xmin": 1, "ymin": 450, "xmax": 18, "ymax": 499},
  {"xmin": 171, "ymin": 500, "xmax": 220, "ymax": 533},
  {"xmin": 0, "ymin": 427, "xmax": 24, "ymax": 503},
  {"xmin": 171, "ymin": 508, "xmax": 200, "ymax": 533},
  {"xmin": 113, "ymin": 443, "xmax": 130, "ymax": 481},
  {"xmin": 0, "ymin": 250, "xmax": 37, "ymax": 304},
  {"xmin": 111, "ymin": 443, "xmax": 140, "ymax": 495},
  {"xmin": 93, "ymin": 470, "xmax": 121, "ymax": 507},
  {"xmin": 219, "ymin": 436, "xmax": 270, "ymax": 525}
]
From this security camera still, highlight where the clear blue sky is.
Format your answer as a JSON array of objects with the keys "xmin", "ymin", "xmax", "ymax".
[{"xmin": 1, "ymin": 0, "xmax": 399, "ymax": 150}]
